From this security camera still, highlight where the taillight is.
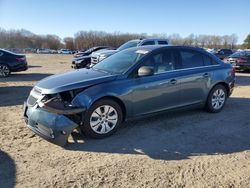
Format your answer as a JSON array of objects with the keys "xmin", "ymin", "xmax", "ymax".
[
  {"xmin": 16, "ymin": 57, "xmax": 26, "ymax": 62},
  {"xmin": 238, "ymin": 57, "xmax": 248, "ymax": 63}
]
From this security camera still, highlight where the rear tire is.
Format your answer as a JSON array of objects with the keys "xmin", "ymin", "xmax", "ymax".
[
  {"xmin": 80, "ymin": 99, "xmax": 123, "ymax": 138},
  {"xmin": 0, "ymin": 64, "xmax": 11, "ymax": 77},
  {"xmin": 206, "ymin": 84, "xmax": 227, "ymax": 113}
]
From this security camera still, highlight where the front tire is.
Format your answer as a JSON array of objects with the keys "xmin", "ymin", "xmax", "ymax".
[
  {"xmin": 0, "ymin": 64, "xmax": 11, "ymax": 77},
  {"xmin": 206, "ymin": 84, "xmax": 227, "ymax": 113},
  {"xmin": 81, "ymin": 99, "xmax": 123, "ymax": 138}
]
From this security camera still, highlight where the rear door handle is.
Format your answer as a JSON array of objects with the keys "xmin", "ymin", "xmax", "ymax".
[
  {"xmin": 170, "ymin": 79, "xmax": 177, "ymax": 85},
  {"xmin": 203, "ymin": 73, "xmax": 209, "ymax": 78}
]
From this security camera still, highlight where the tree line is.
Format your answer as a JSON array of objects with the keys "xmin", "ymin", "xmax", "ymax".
[{"xmin": 0, "ymin": 28, "xmax": 248, "ymax": 51}]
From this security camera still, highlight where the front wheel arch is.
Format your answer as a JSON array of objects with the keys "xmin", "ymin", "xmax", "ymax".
[
  {"xmin": 90, "ymin": 96, "xmax": 126, "ymax": 122},
  {"xmin": 81, "ymin": 98, "xmax": 123, "ymax": 138}
]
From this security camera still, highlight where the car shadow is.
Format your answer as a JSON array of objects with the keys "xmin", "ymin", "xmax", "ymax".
[
  {"xmin": 0, "ymin": 150, "xmax": 16, "ymax": 188},
  {"xmin": 0, "ymin": 86, "xmax": 33, "ymax": 107},
  {"xmin": 235, "ymin": 73, "xmax": 250, "ymax": 86},
  {"xmin": 28, "ymin": 65, "xmax": 42, "ymax": 68},
  {"xmin": 0, "ymin": 73, "xmax": 52, "ymax": 82},
  {"xmin": 66, "ymin": 97, "xmax": 250, "ymax": 160}
]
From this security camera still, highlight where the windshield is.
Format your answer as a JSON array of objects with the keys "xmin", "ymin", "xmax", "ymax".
[
  {"xmin": 117, "ymin": 40, "xmax": 140, "ymax": 51},
  {"xmin": 93, "ymin": 48, "xmax": 147, "ymax": 74}
]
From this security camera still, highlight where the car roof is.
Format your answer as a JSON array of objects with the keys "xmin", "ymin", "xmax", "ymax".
[
  {"xmin": 0, "ymin": 49, "xmax": 18, "ymax": 55},
  {"xmin": 142, "ymin": 38, "xmax": 168, "ymax": 41},
  {"xmin": 128, "ymin": 45, "xmax": 206, "ymax": 53}
]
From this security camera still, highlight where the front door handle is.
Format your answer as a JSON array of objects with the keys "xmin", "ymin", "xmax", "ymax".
[
  {"xmin": 170, "ymin": 79, "xmax": 177, "ymax": 85},
  {"xmin": 203, "ymin": 73, "xmax": 209, "ymax": 78}
]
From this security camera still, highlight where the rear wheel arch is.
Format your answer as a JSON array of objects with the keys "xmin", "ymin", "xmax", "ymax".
[
  {"xmin": 0, "ymin": 63, "xmax": 11, "ymax": 77},
  {"xmin": 210, "ymin": 82, "xmax": 230, "ymax": 98},
  {"xmin": 206, "ymin": 83, "xmax": 228, "ymax": 113}
]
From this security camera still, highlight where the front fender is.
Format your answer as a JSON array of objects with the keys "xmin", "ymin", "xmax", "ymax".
[{"xmin": 71, "ymin": 79, "xmax": 133, "ymax": 118}]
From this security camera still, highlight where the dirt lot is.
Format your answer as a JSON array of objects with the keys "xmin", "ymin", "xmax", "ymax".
[{"xmin": 0, "ymin": 54, "xmax": 250, "ymax": 188}]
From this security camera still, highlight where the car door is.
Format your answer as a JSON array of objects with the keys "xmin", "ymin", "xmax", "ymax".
[
  {"xmin": 129, "ymin": 49, "xmax": 181, "ymax": 116},
  {"xmin": 177, "ymin": 48, "xmax": 213, "ymax": 106}
]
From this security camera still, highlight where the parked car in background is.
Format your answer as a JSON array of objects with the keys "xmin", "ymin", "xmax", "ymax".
[
  {"xmin": 58, "ymin": 49, "xmax": 72, "ymax": 54},
  {"xmin": 24, "ymin": 45, "xmax": 235, "ymax": 146},
  {"xmin": 50, "ymin": 49, "xmax": 58, "ymax": 54},
  {"xmin": 72, "ymin": 46, "xmax": 115, "ymax": 69},
  {"xmin": 74, "ymin": 46, "xmax": 113, "ymax": 58},
  {"xmin": 0, "ymin": 49, "xmax": 28, "ymax": 77},
  {"xmin": 4, "ymin": 48, "xmax": 24, "ymax": 53},
  {"xmin": 37, "ymin": 48, "xmax": 52, "ymax": 54},
  {"xmin": 90, "ymin": 38, "xmax": 169, "ymax": 65},
  {"xmin": 24, "ymin": 48, "xmax": 37, "ymax": 53},
  {"xmin": 224, "ymin": 50, "xmax": 250, "ymax": 71},
  {"xmin": 212, "ymin": 49, "xmax": 233, "ymax": 60}
]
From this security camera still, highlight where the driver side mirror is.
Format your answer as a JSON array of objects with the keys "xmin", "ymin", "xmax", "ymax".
[{"xmin": 138, "ymin": 66, "xmax": 154, "ymax": 77}]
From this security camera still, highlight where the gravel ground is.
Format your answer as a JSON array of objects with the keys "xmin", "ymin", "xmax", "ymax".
[{"xmin": 0, "ymin": 54, "xmax": 249, "ymax": 188}]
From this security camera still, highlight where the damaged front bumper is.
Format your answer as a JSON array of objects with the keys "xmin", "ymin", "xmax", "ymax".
[{"xmin": 23, "ymin": 101, "xmax": 85, "ymax": 146}]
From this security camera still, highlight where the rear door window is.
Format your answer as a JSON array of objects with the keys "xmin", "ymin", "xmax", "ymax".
[
  {"xmin": 222, "ymin": 49, "xmax": 232, "ymax": 55},
  {"xmin": 158, "ymin": 41, "xmax": 168, "ymax": 45},
  {"xmin": 180, "ymin": 50, "xmax": 204, "ymax": 68},
  {"xmin": 141, "ymin": 41, "xmax": 155, "ymax": 46}
]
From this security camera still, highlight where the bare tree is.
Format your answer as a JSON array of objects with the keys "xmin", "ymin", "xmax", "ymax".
[
  {"xmin": 0, "ymin": 28, "xmax": 240, "ymax": 51},
  {"xmin": 63, "ymin": 37, "xmax": 75, "ymax": 50}
]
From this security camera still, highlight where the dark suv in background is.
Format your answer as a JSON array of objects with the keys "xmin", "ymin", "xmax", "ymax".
[
  {"xmin": 72, "ymin": 46, "xmax": 114, "ymax": 69},
  {"xmin": 90, "ymin": 38, "xmax": 169, "ymax": 65},
  {"xmin": 212, "ymin": 49, "xmax": 233, "ymax": 60},
  {"xmin": 73, "ymin": 46, "xmax": 113, "ymax": 58}
]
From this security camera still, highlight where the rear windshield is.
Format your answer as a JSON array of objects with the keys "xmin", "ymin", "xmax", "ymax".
[
  {"xmin": 230, "ymin": 51, "xmax": 250, "ymax": 58},
  {"xmin": 158, "ymin": 40, "xmax": 168, "ymax": 45}
]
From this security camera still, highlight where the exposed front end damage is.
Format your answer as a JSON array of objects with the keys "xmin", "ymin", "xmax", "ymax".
[{"xmin": 24, "ymin": 87, "xmax": 85, "ymax": 146}]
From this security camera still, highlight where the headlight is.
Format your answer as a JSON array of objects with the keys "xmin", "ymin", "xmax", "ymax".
[
  {"xmin": 38, "ymin": 96, "xmax": 85, "ymax": 115},
  {"xmin": 75, "ymin": 60, "xmax": 82, "ymax": 64},
  {"xmin": 99, "ymin": 54, "xmax": 107, "ymax": 61}
]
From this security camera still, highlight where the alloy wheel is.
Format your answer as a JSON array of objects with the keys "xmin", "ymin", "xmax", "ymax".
[
  {"xmin": 0, "ymin": 65, "xmax": 10, "ymax": 77},
  {"xmin": 211, "ymin": 89, "xmax": 226, "ymax": 110},
  {"xmin": 90, "ymin": 105, "xmax": 118, "ymax": 134}
]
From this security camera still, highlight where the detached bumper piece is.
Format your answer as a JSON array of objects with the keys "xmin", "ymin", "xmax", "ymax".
[{"xmin": 24, "ymin": 101, "xmax": 83, "ymax": 146}]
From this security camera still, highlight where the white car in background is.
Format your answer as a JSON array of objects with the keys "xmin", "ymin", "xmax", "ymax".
[
  {"xmin": 37, "ymin": 48, "xmax": 51, "ymax": 54},
  {"xmin": 58, "ymin": 49, "xmax": 72, "ymax": 54}
]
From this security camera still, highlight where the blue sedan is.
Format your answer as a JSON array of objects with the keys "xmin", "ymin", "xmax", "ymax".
[{"xmin": 24, "ymin": 45, "xmax": 235, "ymax": 146}]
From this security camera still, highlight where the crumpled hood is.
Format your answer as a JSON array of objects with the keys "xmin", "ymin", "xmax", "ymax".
[
  {"xmin": 91, "ymin": 49, "xmax": 119, "ymax": 57},
  {"xmin": 35, "ymin": 68, "xmax": 117, "ymax": 94}
]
